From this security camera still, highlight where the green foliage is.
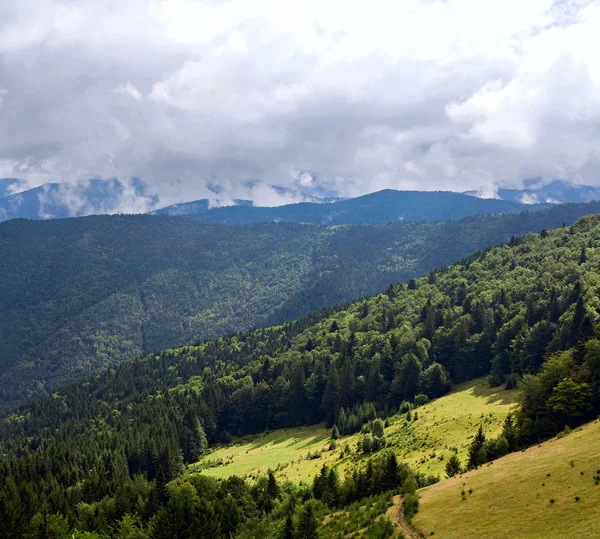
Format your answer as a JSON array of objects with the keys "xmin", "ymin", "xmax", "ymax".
[
  {"xmin": 445, "ymin": 454, "xmax": 463, "ymax": 478},
  {"xmin": 3, "ymin": 201, "xmax": 600, "ymax": 411},
  {"xmin": 5, "ymin": 214, "xmax": 600, "ymax": 535},
  {"xmin": 468, "ymin": 426, "xmax": 487, "ymax": 469}
]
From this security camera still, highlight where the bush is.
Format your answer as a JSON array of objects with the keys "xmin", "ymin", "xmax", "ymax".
[
  {"xmin": 504, "ymin": 373, "xmax": 519, "ymax": 390},
  {"xmin": 414, "ymin": 394, "xmax": 429, "ymax": 407},
  {"xmin": 399, "ymin": 401, "xmax": 411, "ymax": 414},
  {"xmin": 372, "ymin": 418, "xmax": 385, "ymax": 439},
  {"xmin": 487, "ymin": 373, "xmax": 504, "ymax": 387},
  {"xmin": 402, "ymin": 492, "xmax": 420, "ymax": 521},
  {"xmin": 361, "ymin": 434, "xmax": 374, "ymax": 453}
]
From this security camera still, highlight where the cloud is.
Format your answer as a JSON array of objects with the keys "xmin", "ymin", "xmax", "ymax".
[{"xmin": 0, "ymin": 0, "xmax": 600, "ymax": 206}]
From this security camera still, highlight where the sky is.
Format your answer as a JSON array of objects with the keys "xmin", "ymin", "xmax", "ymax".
[{"xmin": 1, "ymin": 0, "xmax": 600, "ymax": 209}]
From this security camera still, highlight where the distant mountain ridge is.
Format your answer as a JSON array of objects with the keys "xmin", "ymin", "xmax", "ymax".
[
  {"xmin": 154, "ymin": 189, "xmax": 538, "ymax": 224},
  {"xmin": 4, "ymin": 176, "xmax": 600, "ymax": 224},
  {"xmin": 464, "ymin": 179, "xmax": 600, "ymax": 204},
  {"xmin": 0, "ymin": 178, "xmax": 157, "ymax": 222}
]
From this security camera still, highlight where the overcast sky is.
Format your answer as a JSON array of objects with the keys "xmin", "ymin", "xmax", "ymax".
[{"xmin": 1, "ymin": 0, "xmax": 599, "ymax": 207}]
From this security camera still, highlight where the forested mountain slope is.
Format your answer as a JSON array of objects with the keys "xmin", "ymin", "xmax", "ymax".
[
  {"xmin": 155, "ymin": 189, "xmax": 536, "ymax": 224},
  {"xmin": 2, "ymin": 202, "xmax": 599, "ymax": 411},
  {"xmin": 3, "ymin": 214, "xmax": 600, "ymax": 536}
]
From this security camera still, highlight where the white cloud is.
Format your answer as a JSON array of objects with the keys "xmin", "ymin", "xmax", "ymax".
[{"xmin": 0, "ymin": 0, "xmax": 600, "ymax": 205}]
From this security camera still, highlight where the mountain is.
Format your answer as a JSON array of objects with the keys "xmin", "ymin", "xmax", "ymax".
[
  {"xmin": 2, "ymin": 213, "xmax": 600, "ymax": 537},
  {"xmin": 154, "ymin": 189, "xmax": 538, "ymax": 224},
  {"xmin": 0, "ymin": 178, "xmax": 332, "ymax": 222},
  {"xmin": 0, "ymin": 178, "xmax": 157, "ymax": 222},
  {"xmin": 0, "ymin": 178, "xmax": 22, "ymax": 198},
  {"xmin": 465, "ymin": 179, "xmax": 600, "ymax": 205},
  {"xmin": 1, "ymin": 201, "xmax": 600, "ymax": 412}
]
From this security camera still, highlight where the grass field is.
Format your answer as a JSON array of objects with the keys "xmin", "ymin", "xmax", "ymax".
[
  {"xmin": 192, "ymin": 378, "xmax": 518, "ymax": 482},
  {"xmin": 413, "ymin": 419, "xmax": 600, "ymax": 539}
]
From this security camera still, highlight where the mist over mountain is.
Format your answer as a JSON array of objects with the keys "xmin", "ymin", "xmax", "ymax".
[
  {"xmin": 155, "ymin": 189, "xmax": 539, "ymax": 224},
  {"xmin": 0, "ymin": 178, "xmax": 158, "ymax": 222},
  {"xmin": 0, "ymin": 178, "xmax": 331, "ymax": 222},
  {"xmin": 465, "ymin": 179, "xmax": 600, "ymax": 205},
  {"xmin": 5, "ymin": 176, "xmax": 600, "ymax": 224}
]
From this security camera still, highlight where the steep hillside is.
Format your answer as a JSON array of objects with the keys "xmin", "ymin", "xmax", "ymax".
[
  {"xmin": 3, "ymin": 213, "xmax": 600, "ymax": 537},
  {"xmin": 414, "ymin": 420, "xmax": 600, "ymax": 538},
  {"xmin": 2, "ymin": 202, "xmax": 599, "ymax": 411},
  {"xmin": 156, "ymin": 189, "xmax": 536, "ymax": 224}
]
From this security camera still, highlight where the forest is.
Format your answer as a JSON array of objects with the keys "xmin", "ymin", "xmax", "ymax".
[
  {"xmin": 1, "ymin": 200, "xmax": 600, "ymax": 412},
  {"xmin": 155, "ymin": 189, "xmax": 532, "ymax": 224},
  {"xmin": 2, "ymin": 214, "xmax": 600, "ymax": 537}
]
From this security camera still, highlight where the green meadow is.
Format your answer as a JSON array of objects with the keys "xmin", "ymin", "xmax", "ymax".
[{"xmin": 193, "ymin": 378, "xmax": 518, "ymax": 482}]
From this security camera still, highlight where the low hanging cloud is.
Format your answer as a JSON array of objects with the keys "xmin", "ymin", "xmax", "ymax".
[{"xmin": 0, "ymin": 0, "xmax": 599, "ymax": 207}]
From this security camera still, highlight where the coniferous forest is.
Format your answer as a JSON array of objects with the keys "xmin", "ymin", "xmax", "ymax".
[
  {"xmin": 2, "ymin": 201, "xmax": 600, "ymax": 412},
  {"xmin": 3, "ymin": 213, "xmax": 600, "ymax": 537}
]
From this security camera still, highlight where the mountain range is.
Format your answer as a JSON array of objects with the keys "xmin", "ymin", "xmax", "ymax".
[
  {"xmin": 2, "ymin": 210, "xmax": 600, "ymax": 537},
  {"xmin": 3, "ymin": 177, "xmax": 600, "ymax": 224},
  {"xmin": 2, "ymin": 200, "xmax": 600, "ymax": 412},
  {"xmin": 464, "ymin": 179, "xmax": 600, "ymax": 204}
]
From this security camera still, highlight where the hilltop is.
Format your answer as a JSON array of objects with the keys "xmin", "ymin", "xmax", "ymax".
[{"xmin": 155, "ymin": 189, "xmax": 535, "ymax": 224}]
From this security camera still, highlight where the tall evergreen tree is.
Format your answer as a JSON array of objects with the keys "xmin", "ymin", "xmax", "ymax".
[
  {"xmin": 468, "ymin": 425, "xmax": 486, "ymax": 469},
  {"xmin": 296, "ymin": 503, "xmax": 319, "ymax": 539},
  {"xmin": 321, "ymin": 367, "xmax": 340, "ymax": 427}
]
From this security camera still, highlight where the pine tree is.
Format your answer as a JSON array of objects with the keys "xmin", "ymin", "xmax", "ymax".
[
  {"xmin": 280, "ymin": 512, "xmax": 295, "ymax": 539},
  {"xmin": 296, "ymin": 502, "xmax": 319, "ymax": 539},
  {"xmin": 445, "ymin": 454, "xmax": 462, "ymax": 477},
  {"xmin": 267, "ymin": 470, "xmax": 280, "ymax": 500},
  {"xmin": 382, "ymin": 453, "xmax": 401, "ymax": 491},
  {"xmin": 321, "ymin": 367, "xmax": 340, "ymax": 427},
  {"xmin": 468, "ymin": 425, "xmax": 486, "ymax": 469}
]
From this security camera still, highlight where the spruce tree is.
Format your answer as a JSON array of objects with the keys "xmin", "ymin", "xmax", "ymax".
[
  {"xmin": 468, "ymin": 425, "xmax": 486, "ymax": 469},
  {"xmin": 296, "ymin": 502, "xmax": 319, "ymax": 539},
  {"xmin": 321, "ymin": 367, "xmax": 340, "ymax": 427},
  {"xmin": 280, "ymin": 512, "xmax": 295, "ymax": 539},
  {"xmin": 445, "ymin": 454, "xmax": 462, "ymax": 477}
]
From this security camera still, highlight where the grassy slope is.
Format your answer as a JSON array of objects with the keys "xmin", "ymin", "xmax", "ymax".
[
  {"xmin": 193, "ymin": 378, "xmax": 517, "ymax": 482},
  {"xmin": 413, "ymin": 420, "xmax": 600, "ymax": 539}
]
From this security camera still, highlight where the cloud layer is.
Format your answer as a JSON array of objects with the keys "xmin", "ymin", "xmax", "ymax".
[{"xmin": 1, "ymin": 0, "xmax": 599, "ymax": 206}]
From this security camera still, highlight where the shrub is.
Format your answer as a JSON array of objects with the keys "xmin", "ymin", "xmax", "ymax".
[
  {"xmin": 414, "ymin": 394, "xmax": 429, "ymax": 407},
  {"xmin": 361, "ymin": 434, "xmax": 374, "ymax": 454},
  {"xmin": 372, "ymin": 418, "xmax": 385, "ymax": 439},
  {"xmin": 402, "ymin": 493, "xmax": 420, "ymax": 521},
  {"xmin": 504, "ymin": 373, "xmax": 519, "ymax": 390}
]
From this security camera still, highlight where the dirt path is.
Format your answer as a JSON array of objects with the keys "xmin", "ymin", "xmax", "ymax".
[{"xmin": 385, "ymin": 495, "xmax": 418, "ymax": 539}]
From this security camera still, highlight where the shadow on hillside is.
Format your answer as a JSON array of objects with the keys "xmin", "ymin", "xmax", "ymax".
[
  {"xmin": 246, "ymin": 429, "xmax": 329, "ymax": 451},
  {"xmin": 470, "ymin": 382, "xmax": 518, "ymax": 406}
]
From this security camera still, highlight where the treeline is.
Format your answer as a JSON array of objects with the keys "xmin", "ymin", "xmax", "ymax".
[
  {"xmin": 3, "ymin": 200, "xmax": 600, "ymax": 412},
  {"xmin": 0, "ymin": 450, "xmax": 418, "ymax": 538},
  {"xmin": 4, "ymin": 215, "xmax": 600, "ymax": 533}
]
